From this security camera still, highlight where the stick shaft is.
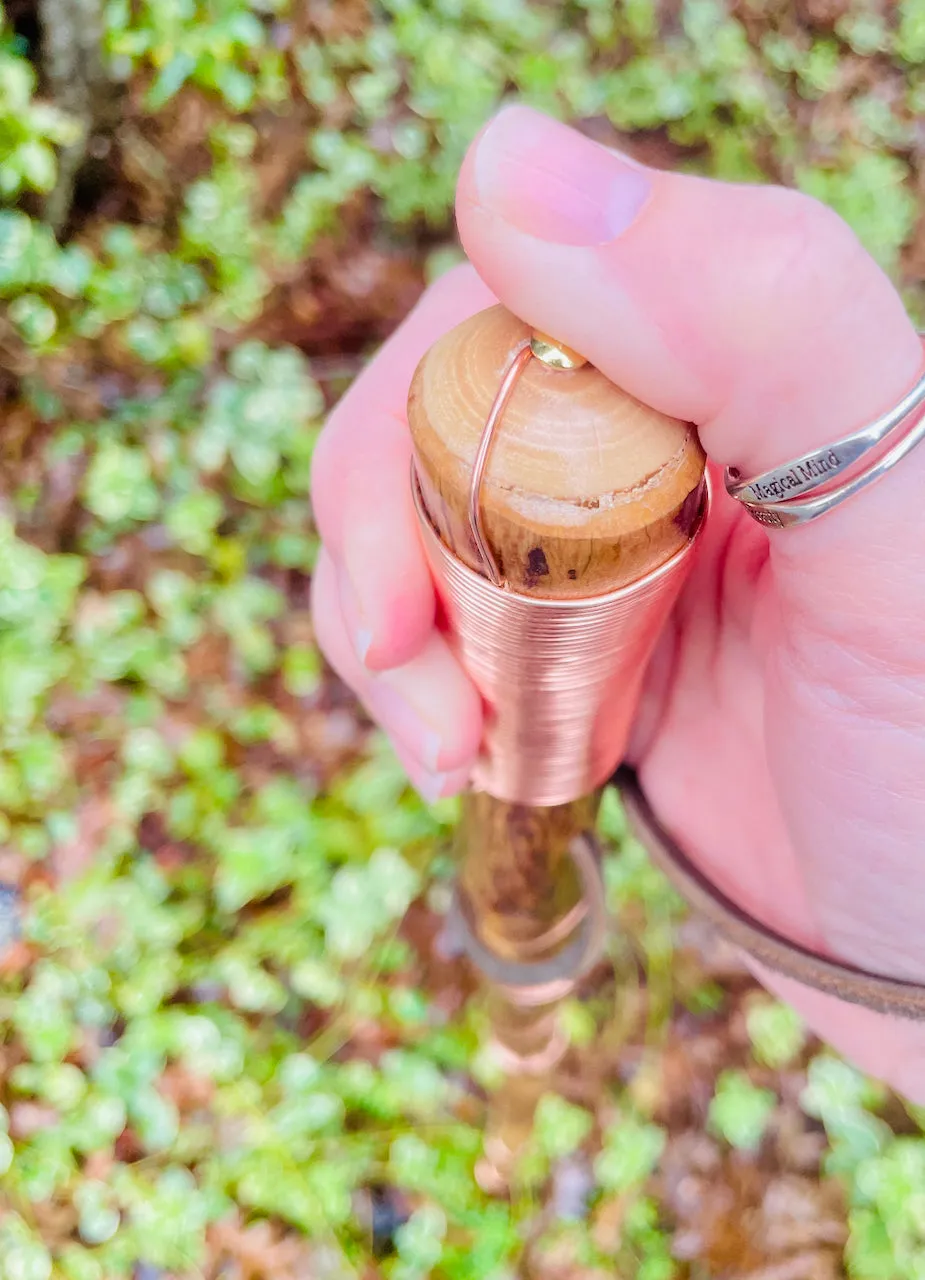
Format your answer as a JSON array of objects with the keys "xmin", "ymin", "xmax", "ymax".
[{"xmin": 407, "ymin": 306, "xmax": 707, "ymax": 1190}]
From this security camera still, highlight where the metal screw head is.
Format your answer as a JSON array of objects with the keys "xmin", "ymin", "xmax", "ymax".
[{"xmin": 529, "ymin": 331, "xmax": 588, "ymax": 370}]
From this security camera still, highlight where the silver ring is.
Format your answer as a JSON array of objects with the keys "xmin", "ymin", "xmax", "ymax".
[
  {"xmin": 725, "ymin": 341, "xmax": 925, "ymax": 527},
  {"xmin": 736, "ymin": 406, "xmax": 925, "ymax": 527}
]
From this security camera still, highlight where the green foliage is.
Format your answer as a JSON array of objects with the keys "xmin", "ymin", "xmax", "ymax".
[
  {"xmin": 317, "ymin": 846, "xmax": 420, "ymax": 959},
  {"xmin": 0, "ymin": 22, "xmax": 81, "ymax": 200},
  {"xmin": 0, "ymin": 1, "xmax": 924, "ymax": 1275},
  {"xmin": 394, "ymin": 1204, "xmax": 448, "ymax": 1279},
  {"xmin": 708, "ymin": 1070, "xmax": 777, "ymax": 1151},
  {"xmin": 84, "ymin": 442, "xmax": 160, "ymax": 525},
  {"xmin": 897, "ymin": 0, "xmax": 925, "ymax": 64},
  {"xmin": 0, "ymin": 1215, "xmax": 54, "ymax": 1280},
  {"xmin": 105, "ymin": 0, "xmax": 288, "ymax": 111},
  {"xmin": 595, "ymin": 1113, "xmax": 666, "ymax": 1192},
  {"xmin": 797, "ymin": 153, "xmax": 918, "ymax": 272},
  {"xmin": 746, "ymin": 996, "xmax": 807, "ymax": 1069},
  {"xmin": 796, "ymin": 1056, "xmax": 925, "ymax": 1278},
  {"xmin": 196, "ymin": 340, "xmax": 324, "ymax": 485},
  {"xmin": 623, "ymin": 1198, "xmax": 679, "ymax": 1280}
]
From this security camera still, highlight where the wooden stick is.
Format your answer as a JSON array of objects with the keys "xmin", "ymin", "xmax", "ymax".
[{"xmin": 408, "ymin": 305, "xmax": 706, "ymax": 1187}]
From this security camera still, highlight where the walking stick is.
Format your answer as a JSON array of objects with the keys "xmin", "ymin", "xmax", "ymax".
[{"xmin": 408, "ymin": 305, "xmax": 708, "ymax": 1191}]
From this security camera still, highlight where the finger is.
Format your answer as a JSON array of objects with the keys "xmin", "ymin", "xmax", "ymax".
[
  {"xmin": 311, "ymin": 551, "xmax": 481, "ymax": 796},
  {"xmin": 455, "ymin": 108, "xmax": 925, "ymax": 983},
  {"xmin": 311, "ymin": 264, "xmax": 496, "ymax": 672},
  {"xmin": 455, "ymin": 106, "xmax": 923, "ymax": 611},
  {"xmin": 391, "ymin": 739, "xmax": 473, "ymax": 809}
]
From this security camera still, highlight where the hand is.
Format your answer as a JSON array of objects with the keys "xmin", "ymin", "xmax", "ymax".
[{"xmin": 311, "ymin": 105, "xmax": 925, "ymax": 1099}]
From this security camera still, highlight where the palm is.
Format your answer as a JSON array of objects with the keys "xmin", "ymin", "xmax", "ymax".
[
  {"xmin": 634, "ymin": 484, "xmax": 925, "ymax": 1090},
  {"xmin": 637, "ymin": 482, "xmax": 820, "ymax": 951}
]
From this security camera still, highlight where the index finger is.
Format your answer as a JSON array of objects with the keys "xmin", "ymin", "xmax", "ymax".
[{"xmin": 311, "ymin": 264, "xmax": 496, "ymax": 671}]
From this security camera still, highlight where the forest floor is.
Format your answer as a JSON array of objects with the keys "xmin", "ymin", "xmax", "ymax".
[{"xmin": 2, "ymin": 1, "xmax": 925, "ymax": 1276}]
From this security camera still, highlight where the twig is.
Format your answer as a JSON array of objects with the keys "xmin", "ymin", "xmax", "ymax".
[{"xmin": 38, "ymin": 0, "xmax": 111, "ymax": 231}]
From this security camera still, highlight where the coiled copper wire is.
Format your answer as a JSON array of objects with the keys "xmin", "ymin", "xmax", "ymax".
[{"xmin": 413, "ymin": 470, "xmax": 708, "ymax": 807}]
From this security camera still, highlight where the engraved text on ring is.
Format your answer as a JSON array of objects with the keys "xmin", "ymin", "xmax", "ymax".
[{"xmin": 748, "ymin": 449, "xmax": 841, "ymax": 501}]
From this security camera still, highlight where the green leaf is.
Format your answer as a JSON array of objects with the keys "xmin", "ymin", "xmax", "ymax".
[
  {"xmin": 746, "ymin": 997, "xmax": 806, "ymax": 1069},
  {"xmin": 595, "ymin": 1115, "xmax": 666, "ymax": 1191},
  {"xmin": 395, "ymin": 1204, "xmax": 447, "ymax": 1275},
  {"xmin": 708, "ymin": 1070, "xmax": 776, "ymax": 1152},
  {"xmin": 146, "ymin": 50, "xmax": 197, "ymax": 107},
  {"xmin": 533, "ymin": 1094, "xmax": 594, "ymax": 1161},
  {"xmin": 8, "ymin": 293, "xmax": 57, "ymax": 345},
  {"xmin": 316, "ymin": 847, "xmax": 419, "ymax": 959},
  {"xmin": 802, "ymin": 1055, "xmax": 886, "ymax": 1125},
  {"xmin": 75, "ymin": 1181, "xmax": 120, "ymax": 1245},
  {"xmin": 83, "ymin": 442, "xmax": 159, "ymax": 524},
  {"xmin": 0, "ymin": 1215, "xmax": 53, "ymax": 1280},
  {"xmin": 15, "ymin": 140, "xmax": 57, "ymax": 192}
]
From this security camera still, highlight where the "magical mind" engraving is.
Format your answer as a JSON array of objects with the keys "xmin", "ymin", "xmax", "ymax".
[{"xmin": 748, "ymin": 449, "xmax": 841, "ymax": 502}]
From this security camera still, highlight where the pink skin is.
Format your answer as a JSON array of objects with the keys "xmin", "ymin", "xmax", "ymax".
[{"xmin": 311, "ymin": 106, "xmax": 925, "ymax": 1098}]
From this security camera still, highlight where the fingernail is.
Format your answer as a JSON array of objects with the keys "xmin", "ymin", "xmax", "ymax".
[
  {"xmin": 414, "ymin": 764, "xmax": 472, "ymax": 804},
  {"xmin": 338, "ymin": 574, "xmax": 375, "ymax": 667},
  {"xmin": 473, "ymin": 105, "xmax": 651, "ymax": 246},
  {"xmin": 369, "ymin": 682, "xmax": 445, "ymax": 773},
  {"xmin": 416, "ymin": 770, "xmax": 449, "ymax": 805},
  {"xmin": 354, "ymin": 627, "xmax": 373, "ymax": 665}
]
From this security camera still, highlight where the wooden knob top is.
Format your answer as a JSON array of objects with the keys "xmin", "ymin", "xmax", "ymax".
[{"xmin": 408, "ymin": 304, "xmax": 706, "ymax": 598}]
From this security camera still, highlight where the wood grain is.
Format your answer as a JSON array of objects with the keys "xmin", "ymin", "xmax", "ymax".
[{"xmin": 409, "ymin": 304, "xmax": 705, "ymax": 597}]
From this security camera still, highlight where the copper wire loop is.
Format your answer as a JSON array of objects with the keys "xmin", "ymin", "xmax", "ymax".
[
  {"xmin": 413, "ymin": 471, "xmax": 709, "ymax": 807},
  {"xmin": 486, "ymin": 1026, "xmax": 569, "ymax": 1076},
  {"xmin": 467, "ymin": 340, "xmax": 531, "ymax": 585}
]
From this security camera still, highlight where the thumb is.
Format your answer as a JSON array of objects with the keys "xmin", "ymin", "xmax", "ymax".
[{"xmin": 455, "ymin": 105, "xmax": 921, "ymax": 484}]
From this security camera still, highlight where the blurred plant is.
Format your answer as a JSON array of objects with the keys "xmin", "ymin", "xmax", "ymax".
[
  {"xmin": 595, "ymin": 1111, "xmax": 666, "ymax": 1192},
  {"xmin": 746, "ymin": 995, "xmax": 807, "ymax": 1069},
  {"xmin": 708, "ymin": 1069, "xmax": 777, "ymax": 1151},
  {"xmin": 0, "ymin": 22, "xmax": 82, "ymax": 200},
  {"xmin": 104, "ymin": 0, "xmax": 287, "ymax": 111}
]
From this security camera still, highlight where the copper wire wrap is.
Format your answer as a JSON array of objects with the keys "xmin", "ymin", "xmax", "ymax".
[
  {"xmin": 413, "ymin": 471, "xmax": 709, "ymax": 806},
  {"xmin": 412, "ymin": 334, "xmax": 710, "ymax": 1195},
  {"xmin": 412, "ymin": 332, "xmax": 708, "ymax": 806},
  {"xmin": 467, "ymin": 340, "xmax": 532, "ymax": 586}
]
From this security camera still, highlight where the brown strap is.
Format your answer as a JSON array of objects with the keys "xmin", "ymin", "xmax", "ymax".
[{"xmin": 615, "ymin": 766, "xmax": 925, "ymax": 1020}]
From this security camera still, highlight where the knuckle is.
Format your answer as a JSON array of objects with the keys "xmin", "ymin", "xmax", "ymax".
[{"xmin": 758, "ymin": 187, "xmax": 868, "ymax": 320}]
